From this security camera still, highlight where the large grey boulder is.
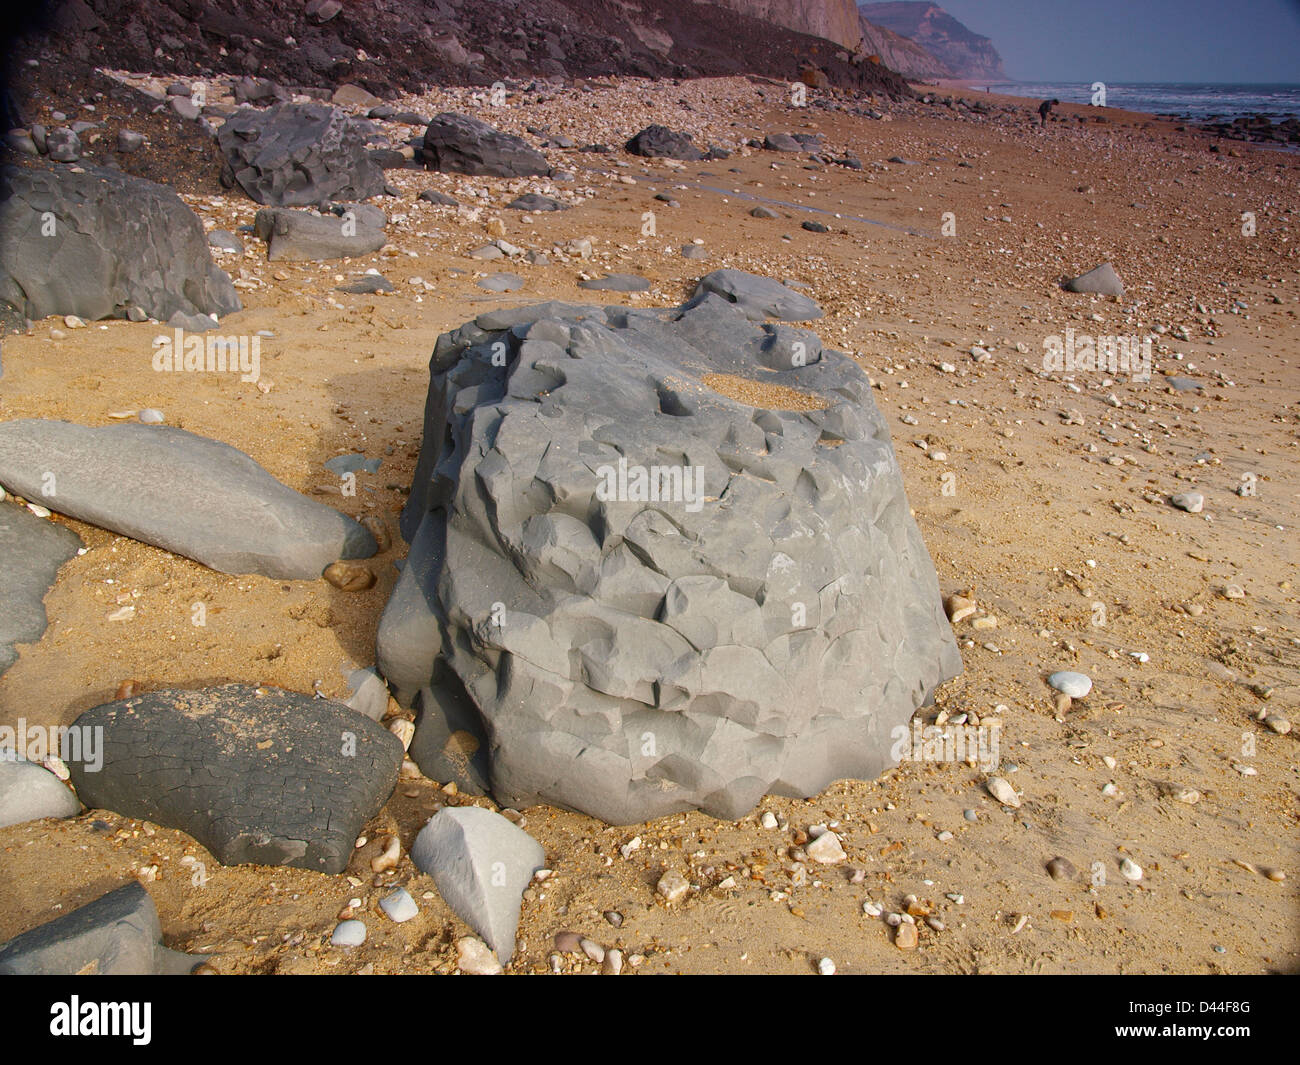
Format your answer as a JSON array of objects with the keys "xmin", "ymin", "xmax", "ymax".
[
  {"xmin": 0, "ymin": 501, "xmax": 81, "ymax": 675},
  {"xmin": 376, "ymin": 276, "xmax": 961, "ymax": 824},
  {"xmin": 0, "ymin": 756, "xmax": 81, "ymax": 828},
  {"xmin": 0, "ymin": 163, "xmax": 240, "ymax": 325},
  {"xmin": 0, "ymin": 420, "xmax": 376, "ymax": 579},
  {"xmin": 67, "ymin": 686, "xmax": 403, "ymax": 874},
  {"xmin": 254, "ymin": 204, "xmax": 386, "ymax": 261},
  {"xmin": 421, "ymin": 113, "xmax": 550, "ymax": 178},
  {"xmin": 0, "ymin": 882, "xmax": 205, "ymax": 974},
  {"xmin": 624, "ymin": 125, "xmax": 705, "ymax": 161},
  {"xmin": 218, "ymin": 102, "xmax": 385, "ymax": 206},
  {"xmin": 1063, "ymin": 262, "xmax": 1124, "ymax": 297},
  {"xmin": 410, "ymin": 807, "xmax": 545, "ymax": 962}
]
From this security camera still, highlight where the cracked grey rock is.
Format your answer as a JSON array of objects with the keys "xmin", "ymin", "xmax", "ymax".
[
  {"xmin": 376, "ymin": 274, "xmax": 961, "ymax": 824},
  {"xmin": 218, "ymin": 103, "xmax": 384, "ymax": 206},
  {"xmin": 254, "ymin": 204, "xmax": 386, "ymax": 262},
  {"xmin": 0, "ymin": 163, "xmax": 240, "ymax": 324},
  {"xmin": 0, "ymin": 420, "xmax": 376, "ymax": 579},
  {"xmin": 0, "ymin": 756, "xmax": 81, "ymax": 828},
  {"xmin": 421, "ymin": 113, "xmax": 550, "ymax": 178},
  {"xmin": 410, "ymin": 807, "xmax": 544, "ymax": 961},
  {"xmin": 1063, "ymin": 262, "xmax": 1124, "ymax": 297},
  {"xmin": 691, "ymin": 268, "xmax": 822, "ymax": 321},
  {"xmin": 67, "ymin": 685, "xmax": 403, "ymax": 874},
  {"xmin": 0, "ymin": 883, "xmax": 206, "ymax": 975},
  {"xmin": 0, "ymin": 501, "xmax": 81, "ymax": 675}
]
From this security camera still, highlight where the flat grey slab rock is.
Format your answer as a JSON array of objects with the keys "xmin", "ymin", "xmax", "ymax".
[
  {"xmin": 418, "ymin": 189, "xmax": 459, "ymax": 206},
  {"xmin": 255, "ymin": 205, "xmax": 386, "ymax": 262},
  {"xmin": 0, "ymin": 882, "xmax": 204, "ymax": 974},
  {"xmin": 410, "ymin": 807, "xmax": 545, "ymax": 961},
  {"xmin": 506, "ymin": 193, "xmax": 566, "ymax": 212},
  {"xmin": 421, "ymin": 113, "xmax": 550, "ymax": 178},
  {"xmin": 479, "ymin": 273, "xmax": 524, "ymax": 292},
  {"xmin": 578, "ymin": 273, "xmax": 650, "ymax": 292},
  {"xmin": 377, "ymin": 273, "xmax": 961, "ymax": 824},
  {"xmin": 218, "ymin": 102, "xmax": 385, "ymax": 206},
  {"xmin": 0, "ymin": 162, "xmax": 240, "ymax": 324},
  {"xmin": 691, "ymin": 268, "xmax": 822, "ymax": 321},
  {"xmin": 0, "ymin": 420, "xmax": 376, "ymax": 579},
  {"xmin": 0, "ymin": 501, "xmax": 81, "ymax": 675},
  {"xmin": 1063, "ymin": 262, "xmax": 1124, "ymax": 297},
  {"xmin": 67, "ymin": 685, "xmax": 403, "ymax": 874},
  {"xmin": 0, "ymin": 756, "xmax": 81, "ymax": 828}
]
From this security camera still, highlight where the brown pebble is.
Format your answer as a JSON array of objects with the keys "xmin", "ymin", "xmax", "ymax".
[
  {"xmin": 554, "ymin": 931, "xmax": 583, "ymax": 952},
  {"xmin": 894, "ymin": 922, "xmax": 918, "ymax": 950},
  {"xmin": 191, "ymin": 962, "xmax": 221, "ymax": 975},
  {"xmin": 1052, "ymin": 692, "xmax": 1072, "ymax": 716},
  {"xmin": 1050, "ymin": 910, "xmax": 1074, "ymax": 922},
  {"xmin": 1046, "ymin": 856, "xmax": 1076, "ymax": 881},
  {"xmin": 115, "ymin": 679, "xmax": 142, "ymax": 700},
  {"xmin": 324, "ymin": 561, "xmax": 376, "ymax": 591},
  {"xmin": 361, "ymin": 514, "xmax": 391, "ymax": 553}
]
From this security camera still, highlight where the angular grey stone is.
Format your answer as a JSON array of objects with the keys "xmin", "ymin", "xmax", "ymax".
[
  {"xmin": 218, "ymin": 103, "xmax": 385, "ymax": 206},
  {"xmin": 376, "ymin": 277, "xmax": 961, "ymax": 824},
  {"xmin": 166, "ymin": 309, "xmax": 218, "ymax": 332},
  {"xmin": 410, "ymin": 807, "xmax": 545, "ymax": 961},
  {"xmin": 750, "ymin": 205, "xmax": 779, "ymax": 219},
  {"xmin": 344, "ymin": 665, "xmax": 390, "ymax": 722},
  {"xmin": 421, "ymin": 113, "xmax": 550, "ymax": 178},
  {"xmin": 0, "ymin": 883, "xmax": 205, "ymax": 975},
  {"xmin": 1063, "ymin": 262, "xmax": 1124, "ymax": 297},
  {"xmin": 479, "ymin": 273, "xmax": 524, "ymax": 292},
  {"xmin": 336, "ymin": 274, "xmax": 394, "ymax": 294},
  {"xmin": 0, "ymin": 420, "xmax": 376, "ymax": 579},
  {"xmin": 506, "ymin": 193, "xmax": 566, "ymax": 212},
  {"xmin": 418, "ymin": 188, "xmax": 459, "ymax": 206},
  {"xmin": 67, "ymin": 685, "xmax": 403, "ymax": 874},
  {"xmin": 0, "ymin": 163, "xmax": 240, "ymax": 324},
  {"xmin": 691, "ymin": 268, "xmax": 822, "ymax": 321},
  {"xmin": 625, "ymin": 125, "xmax": 705, "ymax": 161},
  {"xmin": 764, "ymin": 133, "xmax": 803, "ymax": 152},
  {"xmin": 324, "ymin": 453, "xmax": 382, "ymax": 475},
  {"xmin": 681, "ymin": 245, "xmax": 708, "ymax": 260},
  {"xmin": 802, "ymin": 220, "xmax": 829, "ymax": 233},
  {"xmin": 0, "ymin": 756, "xmax": 81, "ymax": 828},
  {"xmin": 207, "ymin": 229, "xmax": 242, "ymax": 252},
  {"xmin": 45, "ymin": 128, "xmax": 80, "ymax": 162},
  {"xmin": 254, "ymin": 204, "xmax": 386, "ymax": 262},
  {"xmin": 5, "ymin": 130, "xmax": 38, "ymax": 156},
  {"xmin": 170, "ymin": 96, "xmax": 200, "ymax": 121},
  {"xmin": 0, "ymin": 501, "xmax": 81, "ymax": 675},
  {"xmin": 578, "ymin": 273, "xmax": 650, "ymax": 292}
]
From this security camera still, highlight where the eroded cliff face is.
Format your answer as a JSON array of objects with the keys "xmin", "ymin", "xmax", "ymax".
[
  {"xmin": 857, "ymin": 14, "xmax": 950, "ymax": 79},
  {"xmin": 707, "ymin": 0, "xmax": 866, "ymax": 51},
  {"xmin": 858, "ymin": 2, "xmax": 1006, "ymax": 79}
]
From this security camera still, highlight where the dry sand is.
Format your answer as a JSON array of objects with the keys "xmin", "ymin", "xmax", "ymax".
[{"xmin": 0, "ymin": 76, "xmax": 1296, "ymax": 974}]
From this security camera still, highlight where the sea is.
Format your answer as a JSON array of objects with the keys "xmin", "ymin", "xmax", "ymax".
[{"xmin": 973, "ymin": 82, "xmax": 1300, "ymax": 123}]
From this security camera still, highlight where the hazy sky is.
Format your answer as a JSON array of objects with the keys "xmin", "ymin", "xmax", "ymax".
[{"xmin": 932, "ymin": 0, "xmax": 1300, "ymax": 83}]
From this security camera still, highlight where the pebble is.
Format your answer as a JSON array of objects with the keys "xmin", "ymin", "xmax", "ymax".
[
  {"xmin": 456, "ymin": 936, "xmax": 503, "ymax": 975},
  {"xmin": 323, "ymin": 562, "xmax": 376, "ymax": 591},
  {"xmin": 817, "ymin": 957, "xmax": 836, "ymax": 975},
  {"xmin": 379, "ymin": 887, "xmax": 418, "ymax": 923},
  {"xmin": 579, "ymin": 937, "xmax": 605, "ymax": 963},
  {"xmin": 805, "ymin": 830, "xmax": 846, "ymax": 864},
  {"xmin": 602, "ymin": 948, "xmax": 624, "ymax": 975},
  {"xmin": 1171, "ymin": 786, "xmax": 1201, "ymax": 805},
  {"xmin": 1170, "ymin": 491, "xmax": 1204, "ymax": 513},
  {"xmin": 657, "ymin": 869, "xmax": 690, "ymax": 904},
  {"xmin": 1046, "ymin": 857, "xmax": 1075, "ymax": 880},
  {"xmin": 1119, "ymin": 857, "xmax": 1143, "ymax": 882},
  {"xmin": 862, "ymin": 901, "xmax": 882, "ymax": 917},
  {"xmin": 1222, "ymin": 584, "xmax": 1246, "ymax": 599},
  {"xmin": 945, "ymin": 593, "xmax": 977, "ymax": 623},
  {"xmin": 1264, "ymin": 715, "xmax": 1291, "ymax": 735},
  {"xmin": 330, "ymin": 919, "xmax": 366, "ymax": 946},
  {"xmin": 986, "ymin": 776, "xmax": 1020, "ymax": 808},
  {"xmin": 138, "ymin": 408, "xmax": 165, "ymax": 424},
  {"xmin": 760, "ymin": 811, "xmax": 778, "ymax": 829},
  {"xmin": 603, "ymin": 910, "xmax": 623, "ymax": 928},
  {"xmin": 963, "ymin": 809, "xmax": 978, "ymax": 822},
  {"xmin": 1047, "ymin": 671, "xmax": 1092, "ymax": 698},
  {"xmin": 554, "ymin": 931, "xmax": 582, "ymax": 952},
  {"xmin": 370, "ymin": 835, "xmax": 401, "ymax": 872},
  {"xmin": 894, "ymin": 923, "xmax": 919, "ymax": 950}
]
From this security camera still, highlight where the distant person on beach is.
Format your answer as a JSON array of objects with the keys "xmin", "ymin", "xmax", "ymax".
[{"xmin": 1038, "ymin": 98, "xmax": 1060, "ymax": 126}]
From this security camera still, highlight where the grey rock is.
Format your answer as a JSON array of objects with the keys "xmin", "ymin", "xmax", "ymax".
[
  {"xmin": 170, "ymin": 97, "xmax": 201, "ymax": 121},
  {"xmin": 410, "ymin": 807, "xmax": 545, "ymax": 961},
  {"xmin": 5, "ymin": 130, "xmax": 38, "ymax": 156},
  {"xmin": 1166, "ymin": 376, "xmax": 1203, "ymax": 391},
  {"xmin": 625, "ymin": 125, "xmax": 705, "ymax": 161},
  {"xmin": 218, "ymin": 103, "xmax": 385, "ymax": 206},
  {"xmin": 681, "ymin": 244, "xmax": 708, "ymax": 260},
  {"xmin": 336, "ymin": 274, "xmax": 394, "ymax": 294},
  {"xmin": 379, "ymin": 887, "xmax": 418, "ymax": 923},
  {"xmin": 421, "ymin": 113, "xmax": 550, "ymax": 179},
  {"xmin": 344, "ymin": 665, "xmax": 390, "ymax": 721},
  {"xmin": 331, "ymin": 919, "xmax": 366, "ymax": 945},
  {"xmin": 417, "ymin": 189, "xmax": 459, "ymax": 206},
  {"xmin": 165, "ymin": 81, "xmax": 191, "ymax": 97},
  {"xmin": 764, "ymin": 133, "xmax": 803, "ymax": 152},
  {"xmin": 887, "ymin": 156, "xmax": 919, "ymax": 165},
  {"xmin": 1047, "ymin": 671, "xmax": 1092, "ymax": 698},
  {"xmin": 802, "ymin": 220, "xmax": 829, "ymax": 233},
  {"xmin": 0, "ymin": 420, "xmax": 376, "ymax": 579},
  {"xmin": 45, "ymin": 128, "xmax": 80, "ymax": 162},
  {"xmin": 254, "ymin": 204, "xmax": 386, "ymax": 262},
  {"xmin": 137, "ymin": 408, "xmax": 165, "ymax": 424},
  {"xmin": 207, "ymin": 228, "xmax": 243, "ymax": 252},
  {"xmin": 506, "ymin": 193, "xmax": 566, "ymax": 212},
  {"xmin": 324, "ymin": 453, "xmax": 382, "ymax": 475},
  {"xmin": 469, "ymin": 244, "xmax": 504, "ymax": 260},
  {"xmin": 0, "ymin": 756, "xmax": 81, "ymax": 828},
  {"xmin": 1063, "ymin": 262, "xmax": 1124, "ymax": 297},
  {"xmin": 0, "ymin": 501, "xmax": 82, "ymax": 675},
  {"xmin": 478, "ymin": 273, "xmax": 524, "ymax": 292},
  {"xmin": 578, "ymin": 274, "xmax": 650, "ymax": 292},
  {"xmin": 750, "ymin": 205, "xmax": 779, "ymax": 219},
  {"xmin": 67, "ymin": 685, "xmax": 403, "ymax": 874},
  {"xmin": 0, "ymin": 883, "xmax": 205, "ymax": 975},
  {"xmin": 1170, "ymin": 490, "xmax": 1204, "ymax": 513},
  {"xmin": 376, "ymin": 277, "xmax": 961, "ymax": 824},
  {"xmin": 0, "ymin": 162, "xmax": 240, "ymax": 324},
  {"xmin": 166, "ymin": 309, "xmax": 218, "ymax": 332},
  {"xmin": 306, "ymin": 0, "xmax": 342, "ymax": 23},
  {"xmin": 691, "ymin": 268, "xmax": 822, "ymax": 321}
]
